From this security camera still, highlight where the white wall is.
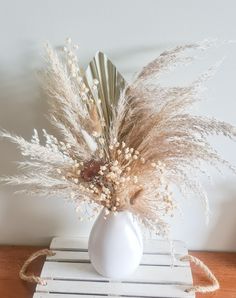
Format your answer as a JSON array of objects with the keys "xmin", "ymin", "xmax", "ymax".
[{"xmin": 0, "ymin": 0, "xmax": 236, "ymax": 251}]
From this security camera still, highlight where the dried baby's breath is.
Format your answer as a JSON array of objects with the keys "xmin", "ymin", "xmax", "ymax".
[{"xmin": 1, "ymin": 39, "xmax": 235, "ymax": 236}]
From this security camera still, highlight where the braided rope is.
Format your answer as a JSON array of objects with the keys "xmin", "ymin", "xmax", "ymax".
[
  {"xmin": 180, "ymin": 254, "xmax": 220, "ymax": 293},
  {"xmin": 19, "ymin": 249, "xmax": 55, "ymax": 285},
  {"xmin": 19, "ymin": 249, "xmax": 219, "ymax": 294}
]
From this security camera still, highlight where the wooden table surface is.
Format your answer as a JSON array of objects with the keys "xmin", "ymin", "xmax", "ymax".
[{"xmin": 0, "ymin": 246, "xmax": 235, "ymax": 298}]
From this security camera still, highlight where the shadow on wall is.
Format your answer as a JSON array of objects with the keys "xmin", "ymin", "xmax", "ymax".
[
  {"xmin": 204, "ymin": 181, "xmax": 236, "ymax": 252},
  {"xmin": 106, "ymin": 42, "xmax": 172, "ymax": 76},
  {"xmin": 0, "ymin": 44, "xmax": 53, "ymax": 175}
]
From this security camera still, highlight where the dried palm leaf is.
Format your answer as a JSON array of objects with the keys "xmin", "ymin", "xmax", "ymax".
[{"xmin": 1, "ymin": 39, "xmax": 235, "ymax": 235}]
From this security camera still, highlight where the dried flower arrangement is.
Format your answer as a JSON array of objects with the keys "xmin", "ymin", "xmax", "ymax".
[{"xmin": 1, "ymin": 39, "xmax": 235, "ymax": 236}]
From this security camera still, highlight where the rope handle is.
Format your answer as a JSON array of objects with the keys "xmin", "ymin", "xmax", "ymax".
[
  {"xmin": 19, "ymin": 249, "xmax": 55, "ymax": 285},
  {"xmin": 180, "ymin": 254, "xmax": 220, "ymax": 294},
  {"xmin": 19, "ymin": 249, "xmax": 219, "ymax": 294}
]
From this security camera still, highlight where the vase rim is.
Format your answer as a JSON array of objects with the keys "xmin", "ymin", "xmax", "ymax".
[{"xmin": 101, "ymin": 207, "xmax": 132, "ymax": 214}]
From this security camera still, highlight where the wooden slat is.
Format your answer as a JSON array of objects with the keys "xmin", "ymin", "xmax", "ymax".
[
  {"xmin": 36, "ymin": 280, "xmax": 195, "ymax": 298},
  {"xmin": 33, "ymin": 295, "xmax": 132, "ymax": 298},
  {"xmin": 51, "ymin": 237, "xmax": 88, "ymax": 251},
  {"xmin": 34, "ymin": 237, "xmax": 195, "ymax": 298},
  {"xmin": 40, "ymin": 262, "xmax": 193, "ymax": 284},
  {"xmin": 50, "ymin": 237, "xmax": 187, "ymax": 255},
  {"xmin": 47, "ymin": 250, "xmax": 189, "ymax": 266}
]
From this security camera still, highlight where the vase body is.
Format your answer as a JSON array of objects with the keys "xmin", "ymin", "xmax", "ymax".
[{"xmin": 88, "ymin": 208, "xmax": 143, "ymax": 278}]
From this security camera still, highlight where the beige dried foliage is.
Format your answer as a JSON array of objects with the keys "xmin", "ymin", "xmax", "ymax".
[{"xmin": 1, "ymin": 39, "xmax": 235, "ymax": 235}]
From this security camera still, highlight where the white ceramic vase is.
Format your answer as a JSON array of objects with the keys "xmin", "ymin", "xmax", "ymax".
[{"xmin": 88, "ymin": 208, "xmax": 143, "ymax": 278}]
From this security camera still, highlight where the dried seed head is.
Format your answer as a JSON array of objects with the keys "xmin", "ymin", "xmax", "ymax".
[{"xmin": 80, "ymin": 160, "xmax": 104, "ymax": 182}]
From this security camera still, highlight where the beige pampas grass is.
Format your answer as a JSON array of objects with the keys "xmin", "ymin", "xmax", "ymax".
[{"xmin": 1, "ymin": 39, "xmax": 236, "ymax": 236}]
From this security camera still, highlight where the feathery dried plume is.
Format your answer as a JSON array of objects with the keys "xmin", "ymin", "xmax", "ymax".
[{"xmin": 1, "ymin": 39, "xmax": 235, "ymax": 236}]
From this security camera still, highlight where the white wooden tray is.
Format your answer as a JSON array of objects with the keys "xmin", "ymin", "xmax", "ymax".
[{"xmin": 33, "ymin": 237, "xmax": 195, "ymax": 298}]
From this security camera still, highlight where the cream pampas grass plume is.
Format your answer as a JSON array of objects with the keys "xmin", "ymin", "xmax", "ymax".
[{"xmin": 1, "ymin": 39, "xmax": 236, "ymax": 236}]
